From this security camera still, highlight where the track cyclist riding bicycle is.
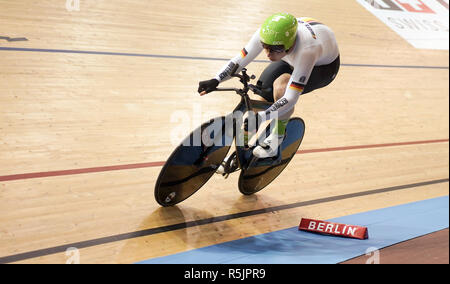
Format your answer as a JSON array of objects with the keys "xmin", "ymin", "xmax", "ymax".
[{"xmin": 198, "ymin": 13, "xmax": 340, "ymax": 173}]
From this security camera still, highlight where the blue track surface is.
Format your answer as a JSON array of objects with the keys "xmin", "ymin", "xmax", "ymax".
[{"xmin": 137, "ymin": 196, "xmax": 449, "ymax": 264}]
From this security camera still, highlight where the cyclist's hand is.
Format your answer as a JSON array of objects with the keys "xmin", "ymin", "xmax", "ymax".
[{"xmin": 198, "ymin": 79, "xmax": 219, "ymax": 96}]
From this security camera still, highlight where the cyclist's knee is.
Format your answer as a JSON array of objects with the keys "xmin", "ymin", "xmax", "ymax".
[{"xmin": 273, "ymin": 73, "xmax": 291, "ymax": 101}]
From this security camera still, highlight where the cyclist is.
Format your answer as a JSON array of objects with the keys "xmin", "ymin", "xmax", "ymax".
[{"xmin": 198, "ymin": 13, "xmax": 340, "ymax": 165}]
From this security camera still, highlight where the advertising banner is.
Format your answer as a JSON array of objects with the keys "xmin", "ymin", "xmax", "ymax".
[{"xmin": 357, "ymin": 0, "xmax": 449, "ymax": 50}]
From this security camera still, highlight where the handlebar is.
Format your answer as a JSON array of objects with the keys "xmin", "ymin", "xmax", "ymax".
[{"xmin": 213, "ymin": 68, "xmax": 262, "ymax": 96}]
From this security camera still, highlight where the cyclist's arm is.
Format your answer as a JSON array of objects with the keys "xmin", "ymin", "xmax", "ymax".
[
  {"xmin": 260, "ymin": 48, "xmax": 317, "ymax": 120},
  {"xmin": 214, "ymin": 29, "xmax": 263, "ymax": 82}
]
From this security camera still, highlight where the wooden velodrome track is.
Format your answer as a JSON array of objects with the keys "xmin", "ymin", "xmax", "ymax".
[{"xmin": 0, "ymin": 0, "xmax": 448, "ymax": 264}]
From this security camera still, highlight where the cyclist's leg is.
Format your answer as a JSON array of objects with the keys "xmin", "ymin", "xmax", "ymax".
[
  {"xmin": 242, "ymin": 61, "xmax": 291, "ymax": 147},
  {"xmin": 256, "ymin": 61, "xmax": 293, "ymax": 103},
  {"xmin": 253, "ymin": 72, "xmax": 292, "ymax": 159},
  {"xmin": 256, "ymin": 61, "xmax": 293, "ymax": 140}
]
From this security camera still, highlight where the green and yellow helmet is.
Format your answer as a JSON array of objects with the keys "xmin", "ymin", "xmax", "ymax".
[{"xmin": 260, "ymin": 13, "xmax": 298, "ymax": 51}]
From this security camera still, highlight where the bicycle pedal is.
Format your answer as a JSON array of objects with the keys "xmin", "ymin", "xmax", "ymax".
[{"xmin": 216, "ymin": 168, "xmax": 230, "ymax": 179}]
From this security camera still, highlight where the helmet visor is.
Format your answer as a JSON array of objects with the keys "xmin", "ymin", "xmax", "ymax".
[{"xmin": 261, "ymin": 42, "xmax": 286, "ymax": 53}]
